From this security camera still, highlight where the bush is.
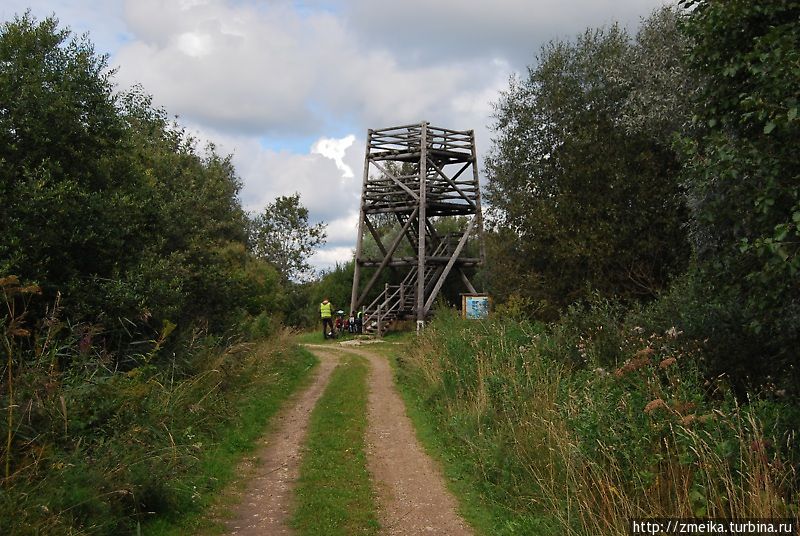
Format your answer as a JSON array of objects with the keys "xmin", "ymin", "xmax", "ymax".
[{"xmin": 0, "ymin": 278, "xmax": 313, "ymax": 535}]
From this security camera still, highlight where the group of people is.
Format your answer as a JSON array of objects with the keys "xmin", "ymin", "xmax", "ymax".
[{"xmin": 319, "ymin": 297, "xmax": 363, "ymax": 339}]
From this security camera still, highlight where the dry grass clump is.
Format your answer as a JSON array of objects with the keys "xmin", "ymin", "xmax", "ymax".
[{"xmin": 399, "ymin": 311, "xmax": 798, "ymax": 535}]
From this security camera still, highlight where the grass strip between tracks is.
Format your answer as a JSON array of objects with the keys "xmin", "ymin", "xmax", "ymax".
[{"xmin": 293, "ymin": 352, "xmax": 379, "ymax": 535}]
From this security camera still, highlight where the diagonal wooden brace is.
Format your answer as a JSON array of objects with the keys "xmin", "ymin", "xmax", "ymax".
[
  {"xmin": 423, "ymin": 214, "xmax": 477, "ymax": 314},
  {"xmin": 356, "ymin": 207, "xmax": 419, "ymax": 310}
]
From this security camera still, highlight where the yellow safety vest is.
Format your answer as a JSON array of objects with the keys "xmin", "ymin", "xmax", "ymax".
[{"xmin": 320, "ymin": 301, "xmax": 332, "ymax": 318}]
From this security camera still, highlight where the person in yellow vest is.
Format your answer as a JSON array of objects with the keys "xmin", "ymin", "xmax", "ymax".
[{"xmin": 320, "ymin": 297, "xmax": 334, "ymax": 339}]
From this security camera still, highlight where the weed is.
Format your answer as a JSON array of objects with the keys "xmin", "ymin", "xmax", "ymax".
[
  {"xmin": 0, "ymin": 279, "xmax": 317, "ymax": 535},
  {"xmin": 397, "ymin": 311, "xmax": 798, "ymax": 535}
]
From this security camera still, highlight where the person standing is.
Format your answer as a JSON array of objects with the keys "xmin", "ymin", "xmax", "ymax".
[{"xmin": 320, "ymin": 298, "xmax": 334, "ymax": 339}]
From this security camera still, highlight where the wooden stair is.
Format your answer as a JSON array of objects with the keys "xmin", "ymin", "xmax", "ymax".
[{"xmin": 361, "ymin": 237, "xmax": 456, "ymax": 336}]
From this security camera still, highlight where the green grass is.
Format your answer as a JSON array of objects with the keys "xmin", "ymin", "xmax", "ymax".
[
  {"xmin": 143, "ymin": 344, "xmax": 319, "ymax": 536},
  {"xmin": 292, "ymin": 354, "xmax": 379, "ymax": 536},
  {"xmin": 376, "ymin": 341, "xmax": 552, "ymax": 536},
  {"xmin": 390, "ymin": 313, "xmax": 800, "ymax": 535},
  {"xmin": 292, "ymin": 324, "xmax": 416, "ymax": 346}
]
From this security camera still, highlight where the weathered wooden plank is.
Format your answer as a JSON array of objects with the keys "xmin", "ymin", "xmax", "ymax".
[
  {"xmin": 352, "ymin": 122, "xmax": 485, "ymax": 325},
  {"xmin": 423, "ymin": 214, "xmax": 477, "ymax": 314},
  {"xmin": 355, "ymin": 207, "xmax": 419, "ymax": 310}
]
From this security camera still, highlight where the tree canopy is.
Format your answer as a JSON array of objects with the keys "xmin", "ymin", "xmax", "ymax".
[
  {"xmin": 249, "ymin": 193, "xmax": 327, "ymax": 282},
  {"xmin": 674, "ymin": 0, "xmax": 800, "ymax": 389},
  {"xmin": 0, "ymin": 13, "xmax": 287, "ymax": 352},
  {"xmin": 485, "ymin": 8, "xmax": 692, "ymax": 317}
]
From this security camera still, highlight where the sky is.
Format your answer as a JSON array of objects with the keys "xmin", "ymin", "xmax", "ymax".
[{"xmin": 1, "ymin": 0, "xmax": 668, "ymax": 272}]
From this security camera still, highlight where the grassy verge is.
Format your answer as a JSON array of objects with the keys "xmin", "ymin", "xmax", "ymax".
[
  {"xmin": 375, "ymin": 338, "xmax": 555, "ymax": 536},
  {"xmin": 393, "ymin": 311, "xmax": 799, "ymax": 535},
  {"xmin": 0, "ymin": 330, "xmax": 318, "ymax": 536},
  {"xmin": 292, "ymin": 353, "xmax": 379, "ymax": 536},
  {"xmin": 145, "ymin": 341, "xmax": 319, "ymax": 535}
]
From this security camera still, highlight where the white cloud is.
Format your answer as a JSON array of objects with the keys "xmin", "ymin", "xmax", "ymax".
[
  {"xmin": 112, "ymin": 0, "xmax": 509, "ymax": 139},
  {"xmin": 182, "ymin": 123, "xmax": 362, "ymax": 227},
  {"xmin": 311, "ymin": 135, "xmax": 356, "ymax": 178},
  {"xmin": 1, "ymin": 1, "xmax": 130, "ymax": 55},
  {"xmin": 176, "ymin": 32, "xmax": 213, "ymax": 57},
  {"xmin": 9, "ymin": 0, "xmax": 669, "ymax": 273},
  {"xmin": 310, "ymin": 246, "xmax": 355, "ymax": 271},
  {"xmin": 324, "ymin": 211, "xmax": 360, "ymax": 246},
  {"xmin": 318, "ymin": 0, "xmax": 670, "ymax": 68}
]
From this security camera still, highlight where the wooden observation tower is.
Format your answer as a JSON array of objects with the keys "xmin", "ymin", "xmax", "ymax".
[{"xmin": 350, "ymin": 122, "xmax": 485, "ymax": 334}]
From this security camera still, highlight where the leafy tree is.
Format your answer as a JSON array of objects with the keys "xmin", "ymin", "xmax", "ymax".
[
  {"xmin": 0, "ymin": 13, "xmax": 282, "ymax": 352},
  {"xmin": 0, "ymin": 12, "xmax": 126, "ymax": 292},
  {"xmin": 308, "ymin": 261, "xmax": 354, "ymax": 323},
  {"xmin": 676, "ymin": 0, "xmax": 800, "ymax": 391},
  {"xmin": 249, "ymin": 194, "xmax": 326, "ymax": 282},
  {"xmin": 485, "ymin": 8, "xmax": 693, "ymax": 316}
]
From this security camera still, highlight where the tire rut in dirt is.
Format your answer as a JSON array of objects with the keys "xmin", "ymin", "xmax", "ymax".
[
  {"xmin": 343, "ymin": 346, "xmax": 474, "ymax": 536},
  {"xmin": 224, "ymin": 349, "xmax": 339, "ymax": 536}
]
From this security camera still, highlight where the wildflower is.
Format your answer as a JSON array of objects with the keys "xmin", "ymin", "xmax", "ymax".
[
  {"xmin": 614, "ymin": 347, "xmax": 653, "ymax": 377},
  {"xmin": 665, "ymin": 326, "xmax": 683, "ymax": 339},
  {"xmin": 644, "ymin": 398, "xmax": 668, "ymax": 414},
  {"xmin": 614, "ymin": 357, "xmax": 649, "ymax": 377},
  {"xmin": 659, "ymin": 357, "xmax": 677, "ymax": 369}
]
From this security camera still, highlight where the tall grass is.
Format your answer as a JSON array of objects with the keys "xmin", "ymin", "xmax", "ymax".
[
  {"xmin": 0, "ymin": 276, "xmax": 316, "ymax": 535},
  {"xmin": 399, "ymin": 310, "xmax": 798, "ymax": 535}
]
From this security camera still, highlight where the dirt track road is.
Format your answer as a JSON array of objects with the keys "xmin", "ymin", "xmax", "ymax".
[
  {"xmin": 224, "ymin": 349, "xmax": 339, "ymax": 536},
  {"xmin": 346, "ymin": 345, "xmax": 473, "ymax": 535},
  {"xmin": 223, "ymin": 342, "xmax": 472, "ymax": 535}
]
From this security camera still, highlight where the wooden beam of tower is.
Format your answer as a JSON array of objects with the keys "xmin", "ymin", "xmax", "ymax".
[
  {"xmin": 355, "ymin": 206, "xmax": 419, "ymax": 310},
  {"xmin": 363, "ymin": 216, "xmax": 388, "ymax": 257},
  {"xmin": 350, "ymin": 129, "xmax": 373, "ymax": 315},
  {"xmin": 469, "ymin": 129, "xmax": 487, "ymax": 266},
  {"xmin": 429, "ymin": 160, "xmax": 476, "ymax": 208},
  {"xmin": 396, "ymin": 212, "xmax": 419, "ymax": 252},
  {"xmin": 351, "ymin": 122, "xmax": 485, "ymax": 328},
  {"xmin": 458, "ymin": 267, "xmax": 477, "ymax": 294},
  {"xmin": 370, "ymin": 159, "xmax": 419, "ymax": 201},
  {"xmin": 423, "ymin": 214, "xmax": 477, "ymax": 314},
  {"xmin": 416, "ymin": 123, "xmax": 428, "ymax": 323}
]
